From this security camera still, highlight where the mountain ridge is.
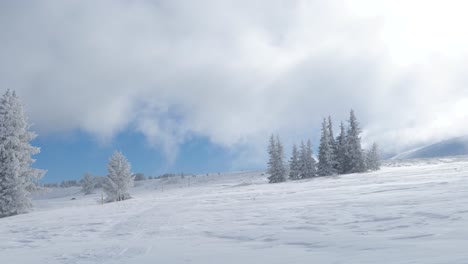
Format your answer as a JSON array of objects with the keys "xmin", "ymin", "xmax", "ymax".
[{"xmin": 391, "ymin": 136, "xmax": 468, "ymax": 159}]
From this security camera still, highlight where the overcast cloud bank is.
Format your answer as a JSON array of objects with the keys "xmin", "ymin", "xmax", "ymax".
[{"xmin": 1, "ymin": 0, "xmax": 468, "ymax": 164}]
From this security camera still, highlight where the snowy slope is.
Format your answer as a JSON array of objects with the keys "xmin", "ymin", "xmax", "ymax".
[
  {"xmin": 392, "ymin": 136, "xmax": 468, "ymax": 159},
  {"xmin": 1, "ymin": 162, "xmax": 468, "ymax": 264}
]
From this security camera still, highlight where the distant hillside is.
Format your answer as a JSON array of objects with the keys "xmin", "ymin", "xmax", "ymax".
[{"xmin": 392, "ymin": 136, "xmax": 468, "ymax": 159}]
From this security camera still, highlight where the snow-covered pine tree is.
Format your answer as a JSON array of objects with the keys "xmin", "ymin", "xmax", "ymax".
[
  {"xmin": 300, "ymin": 139, "xmax": 316, "ymax": 178},
  {"xmin": 345, "ymin": 110, "xmax": 366, "ymax": 173},
  {"xmin": 267, "ymin": 135, "xmax": 277, "ymax": 182},
  {"xmin": 327, "ymin": 116, "xmax": 339, "ymax": 171},
  {"xmin": 335, "ymin": 121, "xmax": 348, "ymax": 174},
  {"xmin": 275, "ymin": 135, "xmax": 287, "ymax": 182},
  {"xmin": 276, "ymin": 135, "xmax": 287, "ymax": 180},
  {"xmin": 103, "ymin": 151, "xmax": 135, "ymax": 202},
  {"xmin": 318, "ymin": 118, "xmax": 336, "ymax": 176},
  {"xmin": 298, "ymin": 141, "xmax": 306, "ymax": 179},
  {"xmin": 0, "ymin": 90, "xmax": 45, "ymax": 218},
  {"xmin": 308, "ymin": 140, "xmax": 317, "ymax": 175},
  {"xmin": 267, "ymin": 135, "xmax": 287, "ymax": 183},
  {"xmin": 288, "ymin": 144, "xmax": 300, "ymax": 180},
  {"xmin": 366, "ymin": 142, "xmax": 381, "ymax": 171},
  {"xmin": 81, "ymin": 172, "xmax": 96, "ymax": 195}
]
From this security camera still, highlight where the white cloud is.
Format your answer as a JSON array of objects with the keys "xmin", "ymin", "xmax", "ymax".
[{"xmin": 1, "ymin": 0, "xmax": 468, "ymax": 163}]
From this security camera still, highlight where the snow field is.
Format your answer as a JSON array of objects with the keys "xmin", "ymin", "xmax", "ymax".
[{"xmin": 1, "ymin": 160, "xmax": 468, "ymax": 263}]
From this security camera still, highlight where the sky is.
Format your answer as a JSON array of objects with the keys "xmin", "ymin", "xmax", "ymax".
[{"xmin": 1, "ymin": 0, "xmax": 468, "ymax": 182}]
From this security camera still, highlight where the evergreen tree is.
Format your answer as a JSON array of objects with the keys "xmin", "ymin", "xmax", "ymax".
[
  {"xmin": 345, "ymin": 110, "xmax": 366, "ymax": 173},
  {"xmin": 267, "ymin": 135, "xmax": 287, "ymax": 183},
  {"xmin": 366, "ymin": 142, "xmax": 381, "ymax": 171},
  {"xmin": 335, "ymin": 121, "xmax": 348, "ymax": 174},
  {"xmin": 299, "ymin": 139, "xmax": 316, "ymax": 178},
  {"xmin": 327, "ymin": 116, "xmax": 339, "ymax": 170},
  {"xmin": 298, "ymin": 141, "xmax": 306, "ymax": 178},
  {"xmin": 81, "ymin": 173, "xmax": 96, "ymax": 195},
  {"xmin": 318, "ymin": 118, "xmax": 336, "ymax": 176},
  {"xmin": 288, "ymin": 144, "xmax": 300, "ymax": 180},
  {"xmin": 0, "ymin": 90, "xmax": 45, "ymax": 217},
  {"xmin": 103, "ymin": 151, "xmax": 134, "ymax": 202},
  {"xmin": 275, "ymin": 135, "xmax": 287, "ymax": 182},
  {"xmin": 267, "ymin": 135, "xmax": 277, "ymax": 182}
]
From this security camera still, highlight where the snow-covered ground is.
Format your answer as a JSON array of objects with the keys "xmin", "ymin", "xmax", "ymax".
[{"xmin": 2, "ymin": 159, "xmax": 468, "ymax": 263}]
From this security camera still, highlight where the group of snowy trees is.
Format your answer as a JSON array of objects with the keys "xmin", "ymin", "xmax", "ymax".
[
  {"xmin": 267, "ymin": 110, "xmax": 381, "ymax": 183},
  {"xmin": 0, "ymin": 90, "xmax": 380, "ymax": 217},
  {"xmin": 316, "ymin": 110, "xmax": 376, "ymax": 176},
  {"xmin": 288, "ymin": 140, "xmax": 316, "ymax": 181},
  {"xmin": 267, "ymin": 136, "xmax": 318, "ymax": 183},
  {"xmin": 267, "ymin": 135, "xmax": 287, "ymax": 183},
  {"xmin": 81, "ymin": 151, "xmax": 135, "ymax": 202},
  {"xmin": 80, "ymin": 155, "xmax": 138, "ymax": 200},
  {"xmin": 0, "ymin": 89, "xmax": 137, "ymax": 218}
]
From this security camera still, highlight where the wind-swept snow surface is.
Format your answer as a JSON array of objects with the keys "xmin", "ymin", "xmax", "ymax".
[{"xmin": 1, "ymin": 160, "xmax": 468, "ymax": 263}]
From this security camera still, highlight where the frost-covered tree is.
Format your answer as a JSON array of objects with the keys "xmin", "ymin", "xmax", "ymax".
[
  {"xmin": 298, "ymin": 141, "xmax": 306, "ymax": 178},
  {"xmin": 327, "ymin": 116, "xmax": 339, "ymax": 170},
  {"xmin": 0, "ymin": 90, "xmax": 45, "ymax": 218},
  {"xmin": 366, "ymin": 142, "xmax": 381, "ymax": 171},
  {"xmin": 275, "ymin": 135, "xmax": 287, "ymax": 182},
  {"xmin": 318, "ymin": 118, "xmax": 336, "ymax": 176},
  {"xmin": 267, "ymin": 135, "xmax": 277, "ymax": 182},
  {"xmin": 103, "ymin": 151, "xmax": 135, "ymax": 202},
  {"xmin": 335, "ymin": 121, "xmax": 348, "ymax": 174},
  {"xmin": 267, "ymin": 135, "xmax": 287, "ymax": 183},
  {"xmin": 299, "ymin": 140, "xmax": 316, "ymax": 179},
  {"xmin": 345, "ymin": 110, "xmax": 366, "ymax": 173},
  {"xmin": 288, "ymin": 144, "xmax": 300, "ymax": 180},
  {"xmin": 81, "ymin": 173, "xmax": 96, "ymax": 195}
]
